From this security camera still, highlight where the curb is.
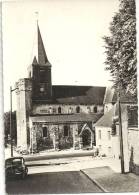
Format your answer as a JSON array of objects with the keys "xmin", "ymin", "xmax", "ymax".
[{"xmin": 80, "ymin": 170, "xmax": 108, "ymax": 193}]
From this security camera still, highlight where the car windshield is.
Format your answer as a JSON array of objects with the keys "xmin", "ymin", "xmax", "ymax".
[
  {"xmin": 6, "ymin": 158, "xmax": 22, "ymax": 166},
  {"xmin": 12, "ymin": 159, "xmax": 22, "ymax": 166}
]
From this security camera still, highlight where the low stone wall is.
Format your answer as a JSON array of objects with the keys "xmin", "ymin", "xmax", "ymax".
[{"xmin": 128, "ymin": 128, "xmax": 139, "ymax": 175}]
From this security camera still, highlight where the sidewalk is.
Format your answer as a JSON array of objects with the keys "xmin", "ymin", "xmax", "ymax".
[{"xmin": 81, "ymin": 166, "xmax": 139, "ymax": 192}]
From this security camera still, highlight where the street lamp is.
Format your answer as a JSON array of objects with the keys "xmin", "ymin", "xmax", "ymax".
[{"xmin": 10, "ymin": 86, "xmax": 18, "ymax": 157}]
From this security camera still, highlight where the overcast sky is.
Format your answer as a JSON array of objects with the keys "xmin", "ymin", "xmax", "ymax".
[{"xmin": 3, "ymin": 0, "xmax": 120, "ymax": 111}]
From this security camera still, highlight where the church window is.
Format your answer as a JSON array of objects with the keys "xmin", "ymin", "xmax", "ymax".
[
  {"xmin": 43, "ymin": 126, "xmax": 48, "ymax": 137},
  {"xmin": 108, "ymin": 131, "xmax": 111, "ymax": 140},
  {"xmin": 49, "ymin": 107, "xmax": 53, "ymax": 114},
  {"xmin": 40, "ymin": 69, "xmax": 46, "ymax": 83},
  {"xmin": 29, "ymin": 71, "xmax": 31, "ymax": 78},
  {"xmin": 64, "ymin": 125, "xmax": 69, "ymax": 137},
  {"xmin": 98, "ymin": 130, "xmax": 101, "ymax": 139},
  {"xmin": 87, "ymin": 106, "xmax": 91, "ymax": 113},
  {"xmin": 76, "ymin": 106, "xmax": 80, "ymax": 113},
  {"xmin": 108, "ymin": 147, "xmax": 112, "ymax": 155},
  {"xmin": 69, "ymin": 107, "xmax": 73, "ymax": 114},
  {"xmin": 94, "ymin": 106, "xmax": 97, "ymax": 113},
  {"xmin": 58, "ymin": 106, "xmax": 61, "ymax": 114}
]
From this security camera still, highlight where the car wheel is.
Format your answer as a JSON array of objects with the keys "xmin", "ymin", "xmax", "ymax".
[{"xmin": 21, "ymin": 172, "xmax": 26, "ymax": 179}]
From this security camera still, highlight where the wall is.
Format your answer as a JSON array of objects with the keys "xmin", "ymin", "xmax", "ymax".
[
  {"xmin": 128, "ymin": 128, "xmax": 139, "ymax": 174},
  {"xmin": 95, "ymin": 126, "xmax": 114, "ymax": 156},
  {"xmin": 104, "ymin": 103, "xmax": 114, "ymax": 114},
  {"xmin": 16, "ymin": 78, "xmax": 32, "ymax": 150},
  {"xmin": 32, "ymin": 104, "xmax": 104, "ymax": 115},
  {"xmin": 29, "ymin": 121, "xmax": 94, "ymax": 151}
]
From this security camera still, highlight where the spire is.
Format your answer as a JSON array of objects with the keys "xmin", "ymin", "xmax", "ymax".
[
  {"xmin": 32, "ymin": 56, "xmax": 38, "ymax": 65},
  {"xmin": 37, "ymin": 24, "xmax": 49, "ymax": 65}
]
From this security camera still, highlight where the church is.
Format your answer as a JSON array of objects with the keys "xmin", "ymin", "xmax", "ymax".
[{"xmin": 15, "ymin": 24, "xmax": 106, "ymax": 152}]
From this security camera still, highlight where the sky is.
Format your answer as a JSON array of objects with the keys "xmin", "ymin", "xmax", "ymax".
[{"xmin": 2, "ymin": 0, "xmax": 120, "ymax": 111}]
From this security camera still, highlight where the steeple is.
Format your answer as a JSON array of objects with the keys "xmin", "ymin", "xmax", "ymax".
[
  {"xmin": 37, "ymin": 24, "xmax": 49, "ymax": 65},
  {"xmin": 30, "ymin": 19, "xmax": 52, "ymax": 100},
  {"xmin": 31, "ymin": 20, "xmax": 50, "ymax": 66},
  {"xmin": 32, "ymin": 56, "xmax": 38, "ymax": 65}
]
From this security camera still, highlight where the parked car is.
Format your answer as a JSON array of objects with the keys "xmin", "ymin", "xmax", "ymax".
[{"xmin": 5, "ymin": 157, "xmax": 28, "ymax": 179}]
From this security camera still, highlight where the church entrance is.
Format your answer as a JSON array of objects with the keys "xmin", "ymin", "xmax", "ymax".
[{"xmin": 82, "ymin": 129, "xmax": 92, "ymax": 148}]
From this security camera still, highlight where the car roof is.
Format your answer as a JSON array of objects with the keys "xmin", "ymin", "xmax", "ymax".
[{"xmin": 5, "ymin": 157, "xmax": 24, "ymax": 161}]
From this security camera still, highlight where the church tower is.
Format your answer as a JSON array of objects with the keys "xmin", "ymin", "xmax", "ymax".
[{"xmin": 28, "ymin": 24, "xmax": 52, "ymax": 101}]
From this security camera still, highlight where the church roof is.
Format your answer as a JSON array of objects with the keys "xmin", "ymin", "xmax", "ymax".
[
  {"xmin": 33, "ymin": 85, "xmax": 106, "ymax": 105},
  {"xmin": 30, "ymin": 113, "xmax": 103, "ymax": 123},
  {"xmin": 103, "ymin": 86, "xmax": 137, "ymax": 104}
]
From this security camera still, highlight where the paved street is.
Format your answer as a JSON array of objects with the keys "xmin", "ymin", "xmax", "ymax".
[{"xmin": 6, "ymin": 168, "xmax": 102, "ymax": 194}]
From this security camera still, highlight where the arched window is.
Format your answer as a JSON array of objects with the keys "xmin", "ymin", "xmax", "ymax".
[
  {"xmin": 87, "ymin": 106, "xmax": 91, "ymax": 113},
  {"xmin": 69, "ymin": 107, "xmax": 73, "ymax": 114},
  {"xmin": 76, "ymin": 106, "xmax": 80, "ymax": 113},
  {"xmin": 43, "ymin": 126, "xmax": 48, "ymax": 137},
  {"xmin": 64, "ymin": 125, "xmax": 69, "ymax": 136},
  {"xmin": 49, "ymin": 107, "xmax": 52, "ymax": 114},
  {"xmin": 94, "ymin": 106, "xmax": 97, "ymax": 113},
  {"xmin": 58, "ymin": 106, "xmax": 61, "ymax": 114}
]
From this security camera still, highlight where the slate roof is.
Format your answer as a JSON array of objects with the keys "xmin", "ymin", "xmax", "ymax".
[
  {"xmin": 95, "ymin": 104, "xmax": 128, "ymax": 127},
  {"xmin": 48, "ymin": 85, "xmax": 106, "ymax": 105},
  {"xmin": 94, "ymin": 108, "xmax": 114, "ymax": 127},
  {"xmin": 30, "ymin": 113, "xmax": 103, "ymax": 123},
  {"xmin": 103, "ymin": 86, "xmax": 137, "ymax": 104}
]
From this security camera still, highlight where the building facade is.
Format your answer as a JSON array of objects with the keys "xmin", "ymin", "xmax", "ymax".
[{"xmin": 15, "ymin": 24, "xmax": 106, "ymax": 152}]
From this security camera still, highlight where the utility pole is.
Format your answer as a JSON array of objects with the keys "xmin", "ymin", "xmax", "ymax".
[
  {"xmin": 10, "ymin": 86, "xmax": 13, "ymax": 157},
  {"xmin": 118, "ymin": 91, "xmax": 125, "ymax": 173}
]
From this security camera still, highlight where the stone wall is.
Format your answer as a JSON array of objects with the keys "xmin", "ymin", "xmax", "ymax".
[
  {"xmin": 30, "ymin": 121, "xmax": 94, "ymax": 151},
  {"xmin": 16, "ymin": 78, "xmax": 32, "ymax": 150},
  {"xmin": 128, "ymin": 128, "xmax": 139, "ymax": 175}
]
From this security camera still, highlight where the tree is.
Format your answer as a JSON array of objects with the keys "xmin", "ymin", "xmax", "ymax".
[
  {"xmin": 4, "ymin": 111, "xmax": 17, "ymax": 146},
  {"xmin": 103, "ymin": 0, "xmax": 137, "ymax": 96}
]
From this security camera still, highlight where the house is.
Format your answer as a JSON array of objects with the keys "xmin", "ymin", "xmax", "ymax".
[
  {"xmin": 15, "ymin": 24, "xmax": 106, "ymax": 152},
  {"xmin": 95, "ymin": 87, "xmax": 138, "ymax": 172}
]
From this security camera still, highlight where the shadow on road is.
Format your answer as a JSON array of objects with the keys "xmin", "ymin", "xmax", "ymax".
[{"xmin": 6, "ymin": 170, "xmax": 102, "ymax": 194}]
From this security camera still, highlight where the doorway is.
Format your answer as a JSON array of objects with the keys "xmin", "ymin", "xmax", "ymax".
[{"xmin": 82, "ymin": 129, "xmax": 91, "ymax": 148}]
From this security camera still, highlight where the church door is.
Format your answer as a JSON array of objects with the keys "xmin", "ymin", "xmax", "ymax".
[{"xmin": 82, "ymin": 129, "xmax": 91, "ymax": 148}]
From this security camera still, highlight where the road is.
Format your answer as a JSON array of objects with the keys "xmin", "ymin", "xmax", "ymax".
[
  {"xmin": 6, "ymin": 168, "xmax": 102, "ymax": 194},
  {"xmin": 24, "ymin": 150, "xmax": 95, "ymax": 162}
]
